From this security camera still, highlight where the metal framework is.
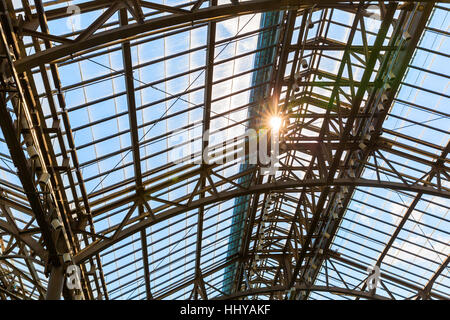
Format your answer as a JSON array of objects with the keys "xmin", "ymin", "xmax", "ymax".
[{"xmin": 0, "ymin": 0, "xmax": 448, "ymax": 300}]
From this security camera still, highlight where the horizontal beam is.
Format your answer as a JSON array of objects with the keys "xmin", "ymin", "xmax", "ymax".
[
  {"xmin": 74, "ymin": 177, "xmax": 449, "ymax": 264},
  {"xmin": 155, "ymin": 256, "xmax": 238, "ymax": 299},
  {"xmin": 331, "ymin": 254, "xmax": 448, "ymax": 300},
  {"xmin": 214, "ymin": 284, "xmax": 390, "ymax": 300},
  {"xmin": 15, "ymin": 0, "xmax": 371, "ymax": 72}
]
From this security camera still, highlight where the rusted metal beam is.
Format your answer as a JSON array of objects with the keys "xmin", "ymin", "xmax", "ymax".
[
  {"xmin": 216, "ymin": 284, "xmax": 391, "ymax": 300},
  {"xmin": 14, "ymin": 0, "xmax": 367, "ymax": 73},
  {"xmin": 193, "ymin": 0, "xmax": 216, "ymax": 300},
  {"xmin": 73, "ymin": 177, "xmax": 449, "ymax": 265}
]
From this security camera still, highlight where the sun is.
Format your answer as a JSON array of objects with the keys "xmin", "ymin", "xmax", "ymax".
[{"xmin": 269, "ymin": 116, "xmax": 282, "ymax": 132}]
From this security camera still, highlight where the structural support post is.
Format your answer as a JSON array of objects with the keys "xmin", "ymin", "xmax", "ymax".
[
  {"xmin": 46, "ymin": 265, "xmax": 64, "ymax": 300},
  {"xmin": 119, "ymin": 8, "xmax": 152, "ymax": 300}
]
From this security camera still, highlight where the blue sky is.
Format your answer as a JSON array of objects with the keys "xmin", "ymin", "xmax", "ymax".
[{"xmin": 0, "ymin": 1, "xmax": 448, "ymax": 300}]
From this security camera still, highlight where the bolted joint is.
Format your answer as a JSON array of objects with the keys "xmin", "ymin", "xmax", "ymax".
[{"xmin": 51, "ymin": 219, "xmax": 63, "ymax": 230}]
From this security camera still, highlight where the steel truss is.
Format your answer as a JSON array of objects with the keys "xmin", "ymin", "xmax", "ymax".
[{"xmin": 0, "ymin": 0, "xmax": 448, "ymax": 300}]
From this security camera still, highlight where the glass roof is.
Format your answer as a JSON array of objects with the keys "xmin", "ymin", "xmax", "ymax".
[{"xmin": 0, "ymin": 0, "xmax": 448, "ymax": 301}]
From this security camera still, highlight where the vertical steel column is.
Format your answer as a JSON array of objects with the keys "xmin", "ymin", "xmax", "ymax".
[
  {"xmin": 193, "ymin": 0, "xmax": 217, "ymax": 300},
  {"xmin": 223, "ymin": 10, "xmax": 281, "ymax": 294},
  {"xmin": 299, "ymin": 1, "xmax": 435, "ymax": 300},
  {"xmin": 46, "ymin": 266, "xmax": 64, "ymax": 300},
  {"xmin": 289, "ymin": 3, "xmax": 398, "ymax": 295},
  {"xmin": 119, "ymin": 8, "xmax": 153, "ymax": 300}
]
